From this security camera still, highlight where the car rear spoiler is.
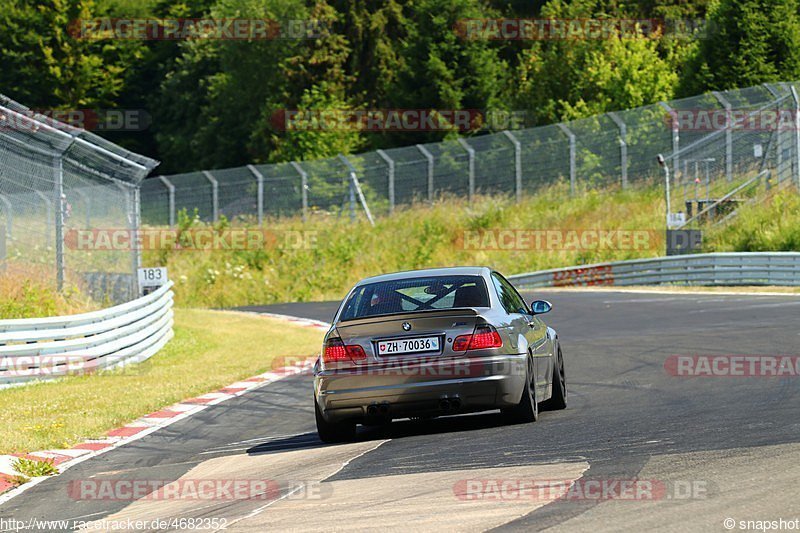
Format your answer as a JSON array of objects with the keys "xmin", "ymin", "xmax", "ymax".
[{"xmin": 337, "ymin": 307, "xmax": 486, "ymax": 327}]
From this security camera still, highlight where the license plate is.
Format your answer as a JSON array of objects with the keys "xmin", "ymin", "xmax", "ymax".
[{"xmin": 377, "ymin": 336, "xmax": 440, "ymax": 356}]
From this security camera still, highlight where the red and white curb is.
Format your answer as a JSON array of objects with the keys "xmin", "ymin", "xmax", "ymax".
[{"xmin": 0, "ymin": 312, "xmax": 329, "ymax": 505}]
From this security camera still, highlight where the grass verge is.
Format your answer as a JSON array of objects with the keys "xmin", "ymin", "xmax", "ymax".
[{"xmin": 0, "ymin": 308, "xmax": 324, "ymax": 455}]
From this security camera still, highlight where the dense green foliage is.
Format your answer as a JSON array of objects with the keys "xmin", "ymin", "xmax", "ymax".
[{"xmin": 3, "ymin": 0, "xmax": 800, "ymax": 172}]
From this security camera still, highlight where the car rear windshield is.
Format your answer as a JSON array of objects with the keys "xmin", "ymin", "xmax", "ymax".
[{"xmin": 338, "ymin": 275, "xmax": 490, "ymax": 321}]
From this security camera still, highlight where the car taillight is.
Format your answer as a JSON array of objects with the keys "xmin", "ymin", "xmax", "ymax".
[
  {"xmin": 453, "ymin": 324, "xmax": 503, "ymax": 352},
  {"xmin": 345, "ymin": 345, "xmax": 367, "ymax": 361},
  {"xmin": 323, "ymin": 337, "xmax": 367, "ymax": 364},
  {"xmin": 324, "ymin": 337, "xmax": 348, "ymax": 362}
]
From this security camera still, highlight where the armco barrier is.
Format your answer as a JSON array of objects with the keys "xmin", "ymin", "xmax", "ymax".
[
  {"xmin": 508, "ymin": 253, "xmax": 800, "ymax": 289},
  {"xmin": 0, "ymin": 281, "xmax": 174, "ymax": 388}
]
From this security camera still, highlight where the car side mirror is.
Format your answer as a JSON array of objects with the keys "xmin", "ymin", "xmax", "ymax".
[{"xmin": 530, "ymin": 300, "xmax": 552, "ymax": 315}]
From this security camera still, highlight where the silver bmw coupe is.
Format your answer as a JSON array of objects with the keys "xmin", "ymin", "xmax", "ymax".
[{"xmin": 313, "ymin": 266, "xmax": 566, "ymax": 442}]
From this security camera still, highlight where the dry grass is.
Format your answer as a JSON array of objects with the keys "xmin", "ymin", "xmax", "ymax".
[
  {"xmin": 146, "ymin": 182, "xmax": 666, "ymax": 307},
  {"xmin": 0, "ymin": 265, "xmax": 98, "ymax": 318}
]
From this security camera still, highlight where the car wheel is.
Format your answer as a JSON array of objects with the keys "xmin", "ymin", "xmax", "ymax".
[
  {"xmin": 502, "ymin": 355, "xmax": 538, "ymax": 423},
  {"xmin": 315, "ymin": 397, "xmax": 356, "ymax": 443},
  {"xmin": 541, "ymin": 345, "xmax": 567, "ymax": 411}
]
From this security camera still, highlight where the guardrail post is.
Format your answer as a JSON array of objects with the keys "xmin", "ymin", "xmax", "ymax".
[
  {"xmin": 247, "ymin": 164, "xmax": 265, "ymax": 224},
  {"xmin": 416, "ymin": 144, "xmax": 435, "ymax": 202},
  {"xmin": 0, "ymin": 194, "xmax": 12, "ymax": 239},
  {"xmin": 557, "ymin": 124, "xmax": 576, "ymax": 195},
  {"xmin": 158, "ymin": 176, "xmax": 176, "ymax": 227},
  {"xmin": 290, "ymin": 162, "xmax": 309, "ymax": 221},
  {"xmin": 790, "ymin": 85, "xmax": 800, "ymax": 188},
  {"xmin": 659, "ymin": 102, "xmax": 680, "ymax": 182},
  {"xmin": 202, "ymin": 170, "xmax": 219, "ymax": 222},
  {"xmin": 502, "ymin": 130, "xmax": 523, "ymax": 202},
  {"xmin": 608, "ymin": 112, "xmax": 628, "ymax": 189},
  {"xmin": 457, "ymin": 138, "xmax": 475, "ymax": 202},
  {"xmin": 376, "ymin": 149, "xmax": 395, "ymax": 214},
  {"xmin": 712, "ymin": 91, "xmax": 734, "ymax": 182}
]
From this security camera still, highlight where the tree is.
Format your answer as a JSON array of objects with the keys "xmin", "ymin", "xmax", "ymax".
[
  {"xmin": 0, "ymin": 0, "xmax": 140, "ymax": 108},
  {"xmin": 678, "ymin": 0, "xmax": 800, "ymax": 96},
  {"xmin": 513, "ymin": 0, "xmax": 680, "ymax": 123}
]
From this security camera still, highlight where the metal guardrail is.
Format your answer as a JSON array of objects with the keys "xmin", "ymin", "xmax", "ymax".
[
  {"xmin": 0, "ymin": 281, "xmax": 174, "ymax": 388},
  {"xmin": 508, "ymin": 253, "xmax": 800, "ymax": 289}
]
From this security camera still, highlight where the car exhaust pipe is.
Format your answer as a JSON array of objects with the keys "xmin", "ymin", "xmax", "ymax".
[
  {"xmin": 451, "ymin": 397, "xmax": 462, "ymax": 410},
  {"xmin": 379, "ymin": 403, "xmax": 390, "ymax": 414},
  {"xmin": 439, "ymin": 399, "xmax": 451, "ymax": 411},
  {"xmin": 367, "ymin": 404, "xmax": 379, "ymax": 416}
]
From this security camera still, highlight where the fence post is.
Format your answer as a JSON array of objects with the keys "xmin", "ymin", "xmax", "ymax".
[
  {"xmin": 712, "ymin": 91, "xmax": 734, "ymax": 182},
  {"xmin": 556, "ymin": 124, "xmax": 576, "ymax": 195},
  {"xmin": 132, "ymin": 186, "xmax": 141, "ymax": 291},
  {"xmin": 502, "ymin": 130, "xmax": 523, "ymax": 202},
  {"xmin": 0, "ymin": 194, "xmax": 11, "ymax": 239},
  {"xmin": 338, "ymin": 154, "xmax": 375, "ymax": 226},
  {"xmin": 608, "ymin": 112, "xmax": 628, "ymax": 189},
  {"xmin": 416, "ymin": 144, "xmax": 434, "ymax": 202},
  {"xmin": 457, "ymin": 138, "xmax": 475, "ymax": 202},
  {"xmin": 158, "ymin": 175, "xmax": 175, "ymax": 227},
  {"xmin": 376, "ymin": 149, "xmax": 395, "ymax": 214},
  {"xmin": 73, "ymin": 189, "xmax": 91, "ymax": 229},
  {"xmin": 35, "ymin": 190, "xmax": 53, "ymax": 249},
  {"xmin": 763, "ymin": 84, "xmax": 783, "ymax": 182},
  {"xmin": 247, "ymin": 164, "xmax": 264, "ymax": 224},
  {"xmin": 53, "ymin": 155, "xmax": 65, "ymax": 291},
  {"xmin": 658, "ymin": 154, "xmax": 672, "ymax": 238},
  {"xmin": 658, "ymin": 102, "xmax": 680, "ymax": 182},
  {"xmin": 290, "ymin": 162, "xmax": 309, "ymax": 221},
  {"xmin": 791, "ymin": 85, "xmax": 800, "ymax": 189},
  {"xmin": 202, "ymin": 170, "xmax": 219, "ymax": 222}
]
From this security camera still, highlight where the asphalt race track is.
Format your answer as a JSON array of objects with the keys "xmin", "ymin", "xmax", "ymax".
[{"xmin": 2, "ymin": 290, "xmax": 800, "ymax": 532}]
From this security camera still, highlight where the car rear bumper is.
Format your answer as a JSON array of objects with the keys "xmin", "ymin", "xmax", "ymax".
[{"xmin": 314, "ymin": 354, "xmax": 527, "ymax": 423}]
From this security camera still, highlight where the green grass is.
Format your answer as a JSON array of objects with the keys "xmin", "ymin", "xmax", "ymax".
[
  {"xmin": 702, "ymin": 188, "xmax": 800, "ymax": 251},
  {"xmin": 12, "ymin": 457, "xmax": 58, "ymax": 478},
  {"xmin": 0, "ymin": 308, "xmax": 324, "ymax": 454},
  {"xmin": 146, "ymin": 182, "xmax": 669, "ymax": 307}
]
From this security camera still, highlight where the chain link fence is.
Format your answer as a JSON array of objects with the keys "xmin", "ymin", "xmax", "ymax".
[
  {"xmin": 143, "ymin": 81, "xmax": 800, "ymax": 229},
  {"xmin": 662, "ymin": 83, "xmax": 800, "ymax": 232},
  {"xmin": 0, "ymin": 95, "xmax": 159, "ymax": 304}
]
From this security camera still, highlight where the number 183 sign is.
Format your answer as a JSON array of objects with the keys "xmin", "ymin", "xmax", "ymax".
[{"xmin": 138, "ymin": 267, "xmax": 168, "ymax": 294}]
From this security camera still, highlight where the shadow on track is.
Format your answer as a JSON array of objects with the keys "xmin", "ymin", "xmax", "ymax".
[{"xmin": 246, "ymin": 412, "xmax": 509, "ymax": 456}]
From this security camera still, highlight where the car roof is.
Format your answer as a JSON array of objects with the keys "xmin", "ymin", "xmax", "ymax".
[{"xmin": 356, "ymin": 266, "xmax": 493, "ymax": 285}]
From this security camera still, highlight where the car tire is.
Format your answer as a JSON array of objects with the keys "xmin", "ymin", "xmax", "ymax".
[
  {"xmin": 541, "ymin": 345, "xmax": 567, "ymax": 411},
  {"xmin": 502, "ymin": 355, "xmax": 538, "ymax": 423},
  {"xmin": 315, "ymin": 397, "xmax": 356, "ymax": 443}
]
